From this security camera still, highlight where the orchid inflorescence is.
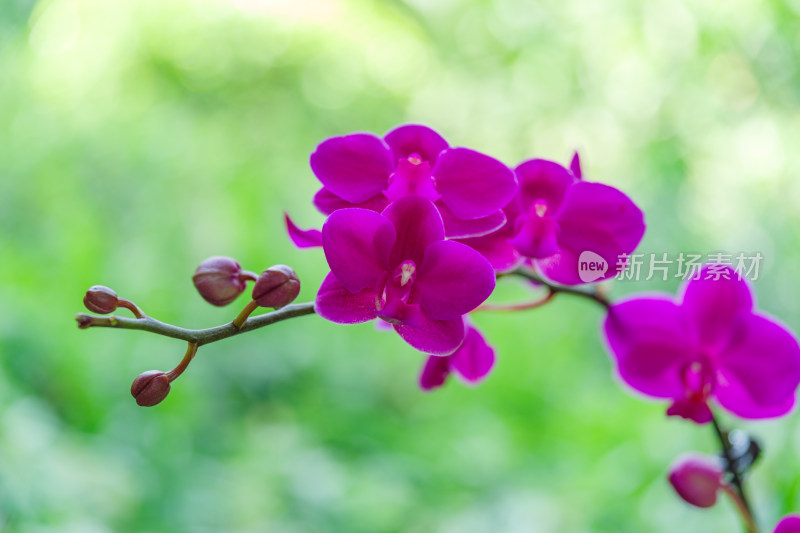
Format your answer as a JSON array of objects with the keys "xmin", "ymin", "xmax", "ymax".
[{"xmin": 76, "ymin": 124, "xmax": 800, "ymax": 532}]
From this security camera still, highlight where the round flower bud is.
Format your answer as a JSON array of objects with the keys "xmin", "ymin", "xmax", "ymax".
[
  {"xmin": 252, "ymin": 265, "xmax": 300, "ymax": 309},
  {"xmin": 131, "ymin": 370, "xmax": 171, "ymax": 407},
  {"xmin": 668, "ymin": 453, "xmax": 725, "ymax": 508},
  {"xmin": 192, "ymin": 256, "xmax": 247, "ymax": 306},
  {"xmin": 84, "ymin": 285, "xmax": 119, "ymax": 314}
]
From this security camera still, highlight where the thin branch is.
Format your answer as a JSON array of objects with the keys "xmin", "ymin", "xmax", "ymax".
[
  {"xmin": 76, "ymin": 301, "xmax": 317, "ymax": 347},
  {"xmin": 504, "ymin": 268, "xmax": 611, "ymax": 308},
  {"xmin": 721, "ymin": 485, "xmax": 760, "ymax": 533},
  {"xmin": 711, "ymin": 414, "xmax": 759, "ymax": 533},
  {"xmin": 477, "ymin": 289, "xmax": 557, "ymax": 312}
]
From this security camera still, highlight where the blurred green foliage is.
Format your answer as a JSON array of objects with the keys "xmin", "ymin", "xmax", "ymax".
[{"xmin": 2, "ymin": 0, "xmax": 800, "ymax": 531}]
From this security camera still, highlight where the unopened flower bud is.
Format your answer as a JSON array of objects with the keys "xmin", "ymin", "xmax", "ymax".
[
  {"xmin": 668, "ymin": 453, "xmax": 725, "ymax": 508},
  {"xmin": 131, "ymin": 370, "xmax": 171, "ymax": 407},
  {"xmin": 193, "ymin": 256, "xmax": 247, "ymax": 306},
  {"xmin": 252, "ymin": 265, "xmax": 300, "ymax": 309},
  {"xmin": 84, "ymin": 285, "xmax": 119, "ymax": 314}
]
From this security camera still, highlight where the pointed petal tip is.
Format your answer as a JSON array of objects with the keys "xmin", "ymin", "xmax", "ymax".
[
  {"xmin": 284, "ymin": 212, "xmax": 323, "ymax": 248},
  {"xmin": 570, "ymin": 151, "xmax": 582, "ymax": 179}
]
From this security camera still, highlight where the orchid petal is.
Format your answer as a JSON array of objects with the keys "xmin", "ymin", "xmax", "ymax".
[
  {"xmin": 516, "ymin": 159, "xmax": 575, "ymax": 212},
  {"xmin": 604, "ymin": 297, "xmax": 693, "ymax": 399},
  {"xmin": 438, "ymin": 201, "xmax": 507, "ymax": 239},
  {"xmin": 384, "ymin": 124, "xmax": 449, "ymax": 164},
  {"xmin": 433, "ymin": 148, "xmax": 517, "ymax": 220},
  {"xmin": 384, "ymin": 159, "xmax": 439, "ymax": 203},
  {"xmin": 321, "ymin": 208, "xmax": 395, "ymax": 293},
  {"xmin": 310, "ymin": 133, "xmax": 394, "ymax": 204},
  {"xmin": 313, "ymin": 187, "xmax": 389, "ymax": 215},
  {"xmin": 509, "ymin": 214, "xmax": 560, "ymax": 259},
  {"xmin": 382, "ymin": 196, "xmax": 444, "ymax": 266},
  {"xmin": 416, "ymin": 240, "xmax": 496, "ymax": 321},
  {"xmin": 681, "ymin": 266, "xmax": 754, "ymax": 351},
  {"xmin": 456, "ymin": 232, "xmax": 523, "ymax": 273},
  {"xmin": 539, "ymin": 181, "xmax": 645, "ymax": 285},
  {"xmin": 394, "ymin": 314, "xmax": 466, "ymax": 356},
  {"xmin": 419, "ymin": 355, "xmax": 451, "ymax": 391},
  {"xmin": 570, "ymin": 152, "xmax": 582, "ymax": 179},
  {"xmin": 315, "ymin": 272, "xmax": 377, "ymax": 324},
  {"xmin": 774, "ymin": 515, "xmax": 800, "ymax": 533},
  {"xmin": 284, "ymin": 213, "xmax": 323, "ymax": 248},
  {"xmin": 714, "ymin": 313, "xmax": 800, "ymax": 418},
  {"xmin": 449, "ymin": 326, "xmax": 496, "ymax": 384},
  {"xmin": 376, "ymin": 300, "xmax": 426, "ymax": 328}
]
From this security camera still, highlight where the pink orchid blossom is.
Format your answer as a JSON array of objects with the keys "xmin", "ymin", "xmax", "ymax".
[
  {"xmin": 458, "ymin": 154, "xmax": 645, "ymax": 284},
  {"xmin": 315, "ymin": 196, "xmax": 496, "ymax": 355},
  {"xmin": 308, "ymin": 124, "xmax": 517, "ymax": 239},
  {"xmin": 419, "ymin": 325, "xmax": 496, "ymax": 390},
  {"xmin": 604, "ymin": 266, "xmax": 800, "ymax": 423}
]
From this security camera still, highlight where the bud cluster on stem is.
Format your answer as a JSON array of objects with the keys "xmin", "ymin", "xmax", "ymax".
[{"xmin": 80, "ymin": 257, "xmax": 304, "ymax": 407}]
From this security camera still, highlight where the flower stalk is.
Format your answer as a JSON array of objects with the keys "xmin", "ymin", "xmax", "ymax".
[
  {"xmin": 76, "ymin": 301, "xmax": 317, "ymax": 346},
  {"xmin": 712, "ymin": 414, "xmax": 758, "ymax": 533},
  {"xmin": 166, "ymin": 342, "xmax": 199, "ymax": 381},
  {"xmin": 505, "ymin": 268, "xmax": 611, "ymax": 308},
  {"xmin": 232, "ymin": 300, "xmax": 259, "ymax": 330}
]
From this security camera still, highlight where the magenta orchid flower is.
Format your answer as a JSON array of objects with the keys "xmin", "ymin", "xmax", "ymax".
[
  {"xmin": 604, "ymin": 266, "xmax": 800, "ymax": 423},
  {"xmin": 308, "ymin": 124, "xmax": 517, "ymax": 239},
  {"xmin": 419, "ymin": 324, "xmax": 496, "ymax": 390},
  {"xmin": 459, "ymin": 154, "xmax": 645, "ymax": 284},
  {"xmin": 314, "ymin": 196, "xmax": 496, "ymax": 355}
]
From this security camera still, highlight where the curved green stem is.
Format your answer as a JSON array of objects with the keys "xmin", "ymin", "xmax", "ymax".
[
  {"xmin": 504, "ymin": 268, "xmax": 611, "ymax": 308},
  {"xmin": 76, "ymin": 301, "xmax": 317, "ymax": 347}
]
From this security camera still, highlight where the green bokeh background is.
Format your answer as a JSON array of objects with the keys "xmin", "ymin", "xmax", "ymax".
[{"xmin": 2, "ymin": 0, "xmax": 800, "ymax": 531}]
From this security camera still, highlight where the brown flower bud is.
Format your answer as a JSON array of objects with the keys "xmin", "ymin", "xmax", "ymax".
[
  {"xmin": 83, "ymin": 285, "xmax": 119, "ymax": 314},
  {"xmin": 131, "ymin": 370, "xmax": 171, "ymax": 407},
  {"xmin": 192, "ymin": 256, "xmax": 247, "ymax": 306},
  {"xmin": 252, "ymin": 265, "xmax": 300, "ymax": 309}
]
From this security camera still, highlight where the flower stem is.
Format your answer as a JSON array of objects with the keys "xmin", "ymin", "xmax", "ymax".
[
  {"xmin": 721, "ymin": 485, "xmax": 760, "ymax": 533},
  {"xmin": 477, "ymin": 289, "xmax": 556, "ymax": 311},
  {"xmin": 232, "ymin": 300, "xmax": 259, "ymax": 330},
  {"xmin": 117, "ymin": 298, "xmax": 146, "ymax": 319},
  {"xmin": 505, "ymin": 268, "xmax": 611, "ymax": 308},
  {"xmin": 711, "ymin": 414, "xmax": 758, "ymax": 533},
  {"xmin": 166, "ymin": 342, "xmax": 198, "ymax": 381},
  {"xmin": 240, "ymin": 270, "xmax": 259, "ymax": 283},
  {"xmin": 76, "ymin": 301, "xmax": 317, "ymax": 346}
]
